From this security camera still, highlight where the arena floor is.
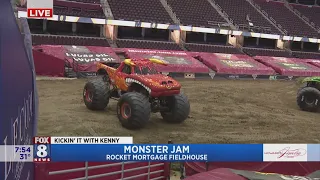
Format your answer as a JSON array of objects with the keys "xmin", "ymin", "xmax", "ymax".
[{"xmin": 37, "ymin": 79, "xmax": 319, "ymax": 144}]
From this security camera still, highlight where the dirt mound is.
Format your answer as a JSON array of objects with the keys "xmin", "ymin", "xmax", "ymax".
[{"xmin": 37, "ymin": 79, "xmax": 319, "ymax": 143}]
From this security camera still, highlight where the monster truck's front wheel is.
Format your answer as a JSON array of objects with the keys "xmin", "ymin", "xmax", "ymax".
[
  {"xmin": 83, "ymin": 78, "xmax": 110, "ymax": 110},
  {"xmin": 297, "ymin": 87, "xmax": 320, "ymax": 112},
  {"xmin": 117, "ymin": 92, "xmax": 151, "ymax": 129},
  {"xmin": 161, "ymin": 93, "xmax": 190, "ymax": 123}
]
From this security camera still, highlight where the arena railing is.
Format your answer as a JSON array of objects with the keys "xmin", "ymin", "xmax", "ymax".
[
  {"xmin": 45, "ymin": 161, "xmax": 168, "ymax": 180},
  {"xmin": 34, "ymin": 141, "xmax": 173, "ymax": 179},
  {"xmin": 207, "ymin": 21, "xmax": 232, "ymax": 28}
]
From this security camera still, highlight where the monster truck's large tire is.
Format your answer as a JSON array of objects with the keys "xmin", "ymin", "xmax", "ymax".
[
  {"xmin": 117, "ymin": 92, "xmax": 151, "ymax": 129},
  {"xmin": 83, "ymin": 78, "xmax": 110, "ymax": 110},
  {"xmin": 161, "ymin": 93, "xmax": 190, "ymax": 123},
  {"xmin": 297, "ymin": 86, "xmax": 320, "ymax": 112}
]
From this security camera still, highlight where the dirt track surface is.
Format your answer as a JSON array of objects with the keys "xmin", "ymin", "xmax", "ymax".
[{"xmin": 37, "ymin": 79, "xmax": 319, "ymax": 144}]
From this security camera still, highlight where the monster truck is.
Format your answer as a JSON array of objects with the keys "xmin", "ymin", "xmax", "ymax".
[
  {"xmin": 83, "ymin": 58, "xmax": 190, "ymax": 129},
  {"xmin": 297, "ymin": 77, "xmax": 320, "ymax": 112}
]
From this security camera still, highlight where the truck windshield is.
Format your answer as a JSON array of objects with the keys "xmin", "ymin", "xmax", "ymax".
[{"xmin": 134, "ymin": 66, "xmax": 158, "ymax": 75}]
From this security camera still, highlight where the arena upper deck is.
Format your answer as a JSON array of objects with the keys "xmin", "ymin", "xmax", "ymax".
[{"xmin": 16, "ymin": 0, "xmax": 320, "ymax": 77}]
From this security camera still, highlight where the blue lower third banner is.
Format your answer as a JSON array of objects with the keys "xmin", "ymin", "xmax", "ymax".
[{"xmin": 49, "ymin": 144, "xmax": 264, "ymax": 162}]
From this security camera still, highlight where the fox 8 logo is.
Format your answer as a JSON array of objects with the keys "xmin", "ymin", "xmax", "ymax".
[{"xmin": 36, "ymin": 144, "xmax": 48, "ymax": 158}]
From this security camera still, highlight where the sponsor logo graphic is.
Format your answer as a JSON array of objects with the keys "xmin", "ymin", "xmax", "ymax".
[
  {"xmin": 65, "ymin": 53, "xmax": 116, "ymax": 63},
  {"xmin": 265, "ymin": 147, "xmax": 306, "ymax": 159},
  {"xmin": 263, "ymin": 144, "xmax": 307, "ymax": 162}
]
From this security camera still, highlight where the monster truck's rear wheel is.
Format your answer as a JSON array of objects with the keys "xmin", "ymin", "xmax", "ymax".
[
  {"xmin": 117, "ymin": 92, "xmax": 151, "ymax": 129},
  {"xmin": 297, "ymin": 87, "xmax": 320, "ymax": 112},
  {"xmin": 83, "ymin": 78, "xmax": 110, "ymax": 110},
  {"xmin": 161, "ymin": 93, "xmax": 190, "ymax": 123}
]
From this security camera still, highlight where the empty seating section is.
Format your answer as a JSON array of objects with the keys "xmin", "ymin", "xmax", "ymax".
[
  {"xmin": 107, "ymin": 0, "xmax": 173, "ymax": 24},
  {"xmin": 29, "ymin": 0, "xmax": 320, "ymax": 64},
  {"xmin": 292, "ymin": 51, "xmax": 320, "ymax": 59},
  {"xmin": 242, "ymin": 47, "xmax": 291, "ymax": 57},
  {"xmin": 65, "ymin": 0, "xmax": 100, "ymax": 4},
  {"xmin": 185, "ymin": 44, "xmax": 241, "ymax": 54},
  {"xmin": 166, "ymin": 0, "xmax": 226, "ymax": 27},
  {"xmin": 116, "ymin": 39, "xmax": 182, "ymax": 50},
  {"xmin": 54, "ymin": 0, "xmax": 105, "ymax": 18},
  {"xmin": 214, "ymin": 0, "xmax": 279, "ymax": 34},
  {"xmin": 32, "ymin": 34, "xmax": 110, "ymax": 46},
  {"xmin": 253, "ymin": 0, "xmax": 319, "ymax": 37},
  {"xmin": 292, "ymin": 4, "xmax": 320, "ymax": 28}
]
